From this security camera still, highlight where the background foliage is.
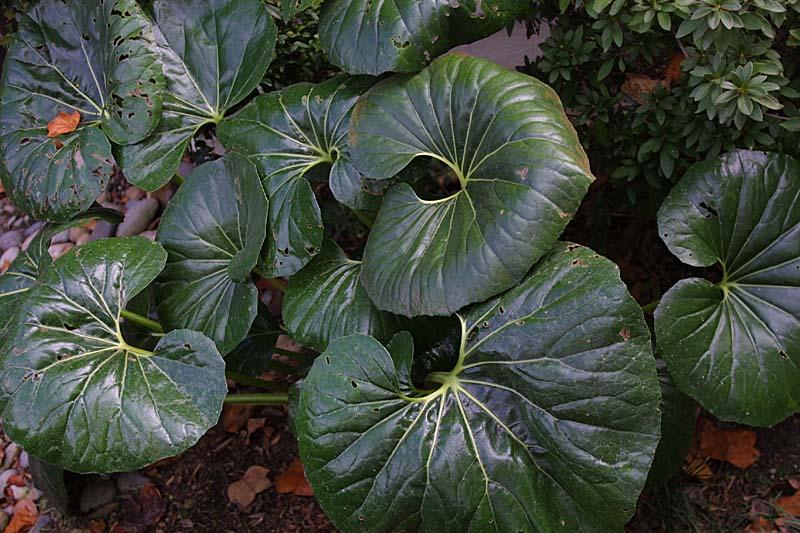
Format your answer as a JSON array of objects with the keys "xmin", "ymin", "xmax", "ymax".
[{"xmin": 520, "ymin": 0, "xmax": 800, "ymax": 204}]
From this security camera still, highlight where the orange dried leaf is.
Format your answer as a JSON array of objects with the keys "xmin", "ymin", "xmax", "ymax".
[
  {"xmin": 275, "ymin": 457, "xmax": 313, "ymax": 497},
  {"xmin": 745, "ymin": 517, "xmax": 776, "ymax": 533},
  {"xmin": 698, "ymin": 419, "xmax": 760, "ymax": 469},
  {"xmin": 663, "ymin": 52, "xmax": 686, "ymax": 84},
  {"xmin": 6, "ymin": 499, "xmax": 38, "ymax": 533},
  {"xmin": 778, "ymin": 490, "xmax": 800, "ymax": 516},
  {"xmin": 621, "ymin": 75, "xmax": 666, "ymax": 104},
  {"xmin": 46, "ymin": 111, "xmax": 81, "ymax": 138}
]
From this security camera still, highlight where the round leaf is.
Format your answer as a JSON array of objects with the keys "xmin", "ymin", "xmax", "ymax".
[
  {"xmin": 283, "ymin": 238, "xmax": 407, "ymax": 352},
  {"xmin": 655, "ymin": 150, "xmax": 800, "ymax": 426},
  {"xmin": 0, "ymin": 237, "xmax": 227, "ymax": 473},
  {"xmin": 353, "ymin": 55, "xmax": 595, "ymax": 316},
  {"xmin": 218, "ymin": 75, "xmax": 377, "ymax": 276},
  {"xmin": 156, "ymin": 153, "xmax": 268, "ymax": 356},
  {"xmin": 0, "ymin": 0, "xmax": 164, "ymax": 220},
  {"xmin": 296, "ymin": 242, "xmax": 661, "ymax": 531},
  {"xmin": 117, "ymin": 0, "xmax": 277, "ymax": 191},
  {"xmin": 319, "ymin": 0, "xmax": 530, "ymax": 75}
]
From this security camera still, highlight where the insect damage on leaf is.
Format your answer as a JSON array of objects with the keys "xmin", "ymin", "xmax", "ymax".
[{"xmin": 46, "ymin": 111, "xmax": 81, "ymax": 138}]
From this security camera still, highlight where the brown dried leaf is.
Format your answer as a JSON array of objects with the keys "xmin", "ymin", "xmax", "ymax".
[
  {"xmin": 46, "ymin": 111, "xmax": 81, "ymax": 138},
  {"xmin": 6, "ymin": 499, "xmax": 38, "ymax": 533},
  {"xmin": 275, "ymin": 458, "xmax": 313, "ymax": 497},
  {"xmin": 228, "ymin": 465, "xmax": 271, "ymax": 507},
  {"xmin": 698, "ymin": 419, "xmax": 760, "ymax": 469}
]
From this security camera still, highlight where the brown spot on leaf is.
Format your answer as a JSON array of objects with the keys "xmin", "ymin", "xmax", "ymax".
[{"xmin": 619, "ymin": 328, "xmax": 631, "ymax": 341}]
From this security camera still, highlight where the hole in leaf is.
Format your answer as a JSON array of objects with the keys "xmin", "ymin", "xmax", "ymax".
[
  {"xmin": 325, "ymin": 356, "xmax": 331, "ymax": 364},
  {"xmin": 780, "ymin": 350, "xmax": 789, "ymax": 360},
  {"xmin": 184, "ymin": 343, "xmax": 192, "ymax": 350},
  {"xmin": 698, "ymin": 201, "xmax": 718, "ymax": 218},
  {"xmin": 350, "ymin": 380, "xmax": 358, "ymax": 389}
]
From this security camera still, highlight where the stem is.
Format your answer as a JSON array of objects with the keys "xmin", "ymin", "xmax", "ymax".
[
  {"xmin": 272, "ymin": 347, "xmax": 311, "ymax": 359},
  {"xmin": 641, "ymin": 300, "xmax": 660, "ymax": 314},
  {"xmin": 224, "ymin": 393, "xmax": 288, "ymax": 405},
  {"xmin": 172, "ymin": 173, "xmax": 185, "ymax": 186},
  {"xmin": 225, "ymin": 371, "xmax": 288, "ymax": 392},
  {"xmin": 120, "ymin": 309, "xmax": 164, "ymax": 333}
]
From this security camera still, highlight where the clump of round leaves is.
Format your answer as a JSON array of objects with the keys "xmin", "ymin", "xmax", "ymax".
[
  {"xmin": 0, "ymin": 237, "xmax": 227, "ymax": 473},
  {"xmin": 218, "ymin": 75, "xmax": 376, "ymax": 277},
  {"xmin": 655, "ymin": 150, "xmax": 800, "ymax": 427},
  {"xmin": 319, "ymin": 0, "xmax": 531, "ymax": 75},
  {"xmin": 117, "ymin": 0, "xmax": 277, "ymax": 191},
  {"xmin": 0, "ymin": 0, "xmax": 164, "ymax": 221},
  {"xmin": 352, "ymin": 54, "xmax": 595, "ymax": 317},
  {"xmin": 295, "ymin": 242, "xmax": 661, "ymax": 532},
  {"xmin": 155, "ymin": 153, "xmax": 268, "ymax": 356}
]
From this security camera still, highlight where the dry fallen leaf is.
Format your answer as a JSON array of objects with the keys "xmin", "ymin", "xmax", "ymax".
[
  {"xmin": 47, "ymin": 111, "xmax": 81, "ymax": 138},
  {"xmin": 275, "ymin": 457, "xmax": 314, "ymax": 497},
  {"xmin": 621, "ymin": 75, "xmax": 667, "ymax": 104},
  {"xmin": 698, "ymin": 419, "xmax": 760, "ymax": 469},
  {"xmin": 663, "ymin": 52, "xmax": 686, "ymax": 85},
  {"xmin": 228, "ymin": 465, "xmax": 271, "ymax": 507},
  {"xmin": 246, "ymin": 417, "xmax": 265, "ymax": 439},
  {"xmin": 5, "ymin": 499, "xmax": 38, "ymax": 533},
  {"xmin": 778, "ymin": 490, "xmax": 800, "ymax": 516},
  {"xmin": 88, "ymin": 519, "xmax": 106, "ymax": 533},
  {"xmin": 745, "ymin": 516, "xmax": 776, "ymax": 533}
]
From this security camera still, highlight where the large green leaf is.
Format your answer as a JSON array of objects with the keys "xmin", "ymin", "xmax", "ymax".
[
  {"xmin": 0, "ymin": 0, "xmax": 164, "ymax": 221},
  {"xmin": 0, "ymin": 237, "xmax": 227, "ymax": 473},
  {"xmin": 655, "ymin": 150, "xmax": 800, "ymax": 426},
  {"xmin": 296, "ymin": 242, "xmax": 661, "ymax": 532},
  {"xmin": 117, "ymin": 0, "xmax": 277, "ymax": 191},
  {"xmin": 218, "ymin": 75, "xmax": 377, "ymax": 277},
  {"xmin": 156, "ymin": 153, "xmax": 268, "ymax": 356},
  {"xmin": 0, "ymin": 207, "xmax": 123, "ymax": 334},
  {"xmin": 352, "ymin": 55, "xmax": 595, "ymax": 317},
  {"xmin": 283, "ymin": 238, "xmax": 407, "ymax": 352},
  {"xmin": 319, "ymin": 0, "xmax": 530, "ymax": 75}
]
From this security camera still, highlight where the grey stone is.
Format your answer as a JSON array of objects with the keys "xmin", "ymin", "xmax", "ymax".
[
  {"xmin": 0, "ymin": 230, "xmax": 23, "ymax": 251},
  {"xmin": 49, "ymin": 229, "xmax": 70, "ymax": 244},
  {"xmin": 24, "ymin": 221, "xmax": 44, "ymax": 237},
  {"xmin": 79, "ymin": 478, "xmax": 117, "ymax": 514},
  {"xmin": 114, "ymin": 471, "xmax": 150, "ymax": 492},
  {"xmin": 116, "ymin": 197, "xmax": 159, "ymax": 237},
  {"xmin": 88, "ymin": 220, "xmax": 117, "ymax": 242}
]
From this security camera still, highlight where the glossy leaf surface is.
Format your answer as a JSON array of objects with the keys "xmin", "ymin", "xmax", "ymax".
[
  {"xmin": 655, "ymin": 150, "xmax": 800, "ymax": 426},
  {"xmin": 283, "ymin": 238, "xmax": 406, "ymax": 352},
  {"xmin": 0, "ymin": 238, "xmax": 226, "ymax": 473},
  {"xmin": 156, "ymin": 153, "xmax": 268, "ymax": 355},
  {"xmin": 117, "ymin": 0, "xmax": 277, "ymax": 190},
  {"xmin": 319, "ymin": 0, "xmax": 530, "ymax": 75},
  {"xmin": 219, "ymin": 75, "xmax": 376, "ymax": 276},
  {"xmin": 296, "ymin": 243, "xmax": 660, "ymax": 532},
  {"xmin": 0, "ymin": 0, "xmax": 163, "ymax": 220},
  {"xmin": 353, "ymin": 55, "xmax": 594, "ymax": 316}
]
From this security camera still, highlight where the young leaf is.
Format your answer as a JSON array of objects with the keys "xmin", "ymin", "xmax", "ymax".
[
  {"xmin": 218, "ymin": 75, "xmax": 377, "ymax": 276},
  {"xmin": 655, "ymin": 150, "xmax": 800, "ymax": 426},
  {"xmin": 283, "ymin": 238, "xmax": 408, "ymax": 352},
  {"xmin": 0, "ymin": 0, "xmax": 164, "ymax": 221},
  {"xmin": 0, "ymin": 237, "xmax": 227, "ymax": 473},
  {"xmin": 351, "ymin": 55, "xmax": 595, "ymax": 317},
  {"xmin": 295, "ymin": 243, "xmax": 660, "ymax": 531},
  {"xmin": 319, "ymin": 0, "xmax": 530, "ymax": 75},
  {"xmin": 224, "ymin": 302, "xmax": 281, "ymax": 377},
  {"xmin": 156, "ymin": 153, "xmax": 268, "ymax": 356},
  {"xmin": 117, "ymin": 0, "xmax": 277, "ymax": 191}
]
